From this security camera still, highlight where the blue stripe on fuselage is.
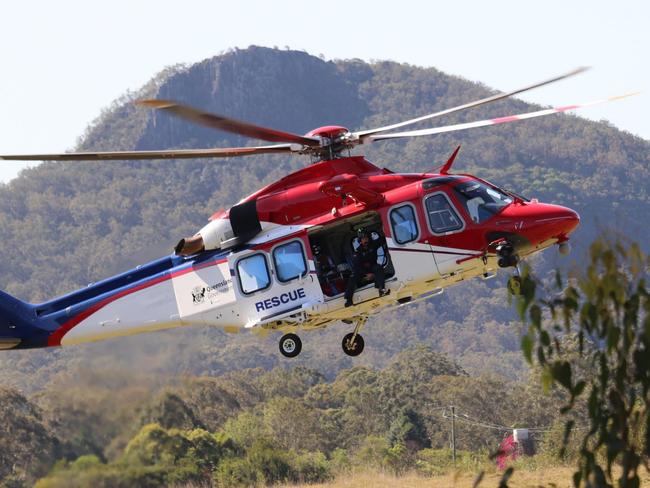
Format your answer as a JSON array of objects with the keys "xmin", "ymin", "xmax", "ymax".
[{"xmin": 4, "ymin": 248, "xmax": 232, "ymax": 349}]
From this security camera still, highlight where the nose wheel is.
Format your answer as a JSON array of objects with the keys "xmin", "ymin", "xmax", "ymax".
[
  {"xmin": 279, "ymin": 333, "xmax": 302, "ymax": 358},
  {"xmin": 342, "ymin": 316, "xmax": 368, "ymax": 356}
]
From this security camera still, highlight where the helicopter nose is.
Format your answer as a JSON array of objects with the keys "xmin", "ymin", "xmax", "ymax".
[
  {"xmin": 532, "ymin": 204, "xmax": 580, "ymax": 242},
  {"xmin": 552, "ymin": 205, "xmax": 579, "ymax": 233},
  {"xmin": 499, "ymin": 202, "xmax": 579, "ymax": 247},
  {"xmin": 561, "ymin": 207, "xmax": 580, "ymax": 235}
]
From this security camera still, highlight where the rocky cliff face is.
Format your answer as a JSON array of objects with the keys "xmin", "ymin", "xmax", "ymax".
[{"xmin": 136, "ymin": 47, "xmax": 369, "ymax": 150}]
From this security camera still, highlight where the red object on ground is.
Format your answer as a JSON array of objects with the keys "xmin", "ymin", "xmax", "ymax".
[{"xmin": 496, "ymin": 434, "xmax": 518, "ymax": 470}]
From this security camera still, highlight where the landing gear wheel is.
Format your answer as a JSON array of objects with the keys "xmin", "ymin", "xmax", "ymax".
[
  {"xmin": 342, "ymin": 333, "xmax": 365, "ymax": 356},
  {"xmin": 279, "ymin": 333, "xmax": 302, "ymax": 358},
  {"xmin": 507, "ymin": 276, "xmax": 522, "ymax": 296}
]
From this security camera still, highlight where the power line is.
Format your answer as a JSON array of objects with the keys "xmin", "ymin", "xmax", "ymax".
[
  {"xmin": 439, "ymin": 407, "xmax": 558, "ymax": 433},
  {"xmin": 425, "ymin": 403, "xmax": 577, "ymax": 440}
]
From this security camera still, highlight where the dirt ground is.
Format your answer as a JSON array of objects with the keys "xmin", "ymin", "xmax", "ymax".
[{"xmin": 281, "ymin": 467, "xmax": 650, "ymax": 488}]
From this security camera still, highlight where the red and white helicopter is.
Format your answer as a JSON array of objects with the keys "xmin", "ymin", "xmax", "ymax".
[{"xmin": 0, "ymin": 68, "xmax": 633, "ymax": 357}]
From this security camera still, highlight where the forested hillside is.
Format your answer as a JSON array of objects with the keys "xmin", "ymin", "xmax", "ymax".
[
  {"xmin": 2, "ymin": 346, "xmax": 568, "ymax": 486},
  {"xmin": 0, "ymin": 46, "xmax": 648, "ymax": 485}
]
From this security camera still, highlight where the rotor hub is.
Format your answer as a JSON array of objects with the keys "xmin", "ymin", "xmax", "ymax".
[{"xmin": 305, "ymin": 125, "xmax": 349, "ymax": 139}]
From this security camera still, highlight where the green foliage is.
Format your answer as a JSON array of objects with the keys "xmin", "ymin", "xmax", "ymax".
[
  {"xmin": 515, "ymin": 239, "xmax": 650, "ymax": 487},
  {"xmin": 69, "ymin": 455, "xmax": 102, "ymax": 471},
  {"xmin": 261, "ymin": 396, "xmax": 323, "ymax": 452},
  {"xmin": 384, "ymin": 442, "xmax": 411, "ymax": 475},
  {"xmin": 36, "ymin": 424, "xmax": 237, "ymax": 487},
  {"xmin": 122, "ymin": 423, "xmax": 193, "ymax": 466},
  {"xmin": 387, "ymin": 408, "xmax": 430, "ymax": 451},
  {"xmin": 537, "ymin": 420, "xmax": 581, "ymax": 463},
  {"xmin": 353, "ymin": 436, "xmax": 390, "ymax": 468},
  {"xmin": 34, "ymin": 463, "xmax": 184, "ymax": 488},
  {"xmin": 213, "ymin": 457, "xmax": 258, "ymax": 487},
  {"xmin": 329, "ymin": 448, "xmax": 352, "ymax": 474},
  {"xmin": 213, "ymin": 443, "xmax": 331, "ymax": 487},
  {"xmin": 0, "ymin": 388, "xmax": 63, "ymax": 485},
  {"xmin": 290, "ymin": 451, "xmax": 332, "ymax": 484},
  {"xmin": 247, "ymin": 440, "xmax": 293, "ymax": 484},
  {"xmin": 4, "ymin": 344, "xmax": 566, "ymax": 486},
  {"xmin": 223, "ymin": 411, "xmax": 268, "ymax": 449},
  {"xmin": 186, "ymin": 429, "xmax": 237, "ymax": 471},
  {"xmin": 139, "ymin": 391, "xmax": 203, "ymax": 430}
]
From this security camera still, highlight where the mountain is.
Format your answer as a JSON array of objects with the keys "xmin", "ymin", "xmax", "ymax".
[{"xmin": 0, "ymin": 46, "xmax": 648, "ymax": 389}]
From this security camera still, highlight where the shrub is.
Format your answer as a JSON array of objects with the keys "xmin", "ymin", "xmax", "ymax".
[
  {"xmin": 213, "ymin": 458, "xmax": 258, "ymax": 488},
  {"xmin": 247, "ymin": 440, "xmax": 292, "ymax": 484},
  {"xmin": 353, "ymin": 436, "xmax": 389, "ymax": 468},
  {"xmin": 290, "ymin": 451, "xmax": 332, "ymax": 484}
]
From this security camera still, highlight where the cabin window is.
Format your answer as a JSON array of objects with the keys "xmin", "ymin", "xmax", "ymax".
[
  {"xmin": 273, "ymin": 241, "xmax": 307, "ymax": 283},
  {"xmin": 389, "ymin": 205, "xmax": 419, "ymax": 244},
  {"xmin": 425, "ymin": 194, "xmax": 463, "ymax": 234},
  {"xmin": 237, "ymin": 254, "xmax": 271, "ymax": 294}
]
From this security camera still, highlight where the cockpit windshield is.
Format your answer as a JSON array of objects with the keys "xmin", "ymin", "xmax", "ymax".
[{"xmin": 453, "ymin": 180, "xmax": 513, "ymax": 224}]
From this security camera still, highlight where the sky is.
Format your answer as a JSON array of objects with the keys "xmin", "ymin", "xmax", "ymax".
[{"xmin": 0, "ymin": 0, "xmax": 647, "ymax": 183}]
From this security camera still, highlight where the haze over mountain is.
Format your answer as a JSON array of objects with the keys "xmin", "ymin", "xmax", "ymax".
[{"xmin": 0, "ymin": 46, "xmax": 648, "ymax": 389}]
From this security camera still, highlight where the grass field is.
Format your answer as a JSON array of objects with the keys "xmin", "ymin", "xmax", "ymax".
[{"xmin": 281, "ymin": 466, "xmax": 650, "ymax": 487}]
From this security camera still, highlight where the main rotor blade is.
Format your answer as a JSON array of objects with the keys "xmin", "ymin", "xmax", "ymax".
[
  {"xmin": 369, "ymin": 93, "xmax": 639, "ymax": 141},
  {"xmin": 0, "ymin": 144, "xmax": 297, "ymax": 161},
  {"xmin": 355, "ymin": 67, "xmax": 589, "ymax": 139},
  {"xmin": 139, "ymin": 100, "xmax": 321, "ymax": 147}
]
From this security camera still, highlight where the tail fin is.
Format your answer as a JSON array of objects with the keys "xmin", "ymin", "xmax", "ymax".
[
  {"xmin": 438, "ymin": 145, "xmax": 461, "ymax": 175},
  {"xmin": 0, "ymin": 290, "xmax": 38, "ymax": 349}
]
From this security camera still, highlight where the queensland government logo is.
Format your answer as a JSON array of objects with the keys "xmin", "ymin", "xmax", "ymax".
[
  {"xmin": 191, "ymin": 279, "xmax": 232, "ymax": 305},
  {"xmin": 192, "ymin": 286, "xmax": 206, "ymax": 304}
]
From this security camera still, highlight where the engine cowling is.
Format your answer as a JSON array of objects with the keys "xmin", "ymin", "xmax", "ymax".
[
  {"xmin": 175, "ymin": 200, "xmax": 263, "ymax": 255},
  {"xmin": 199, "ymin": 217, "xmax": 236, "ymax": 250}
]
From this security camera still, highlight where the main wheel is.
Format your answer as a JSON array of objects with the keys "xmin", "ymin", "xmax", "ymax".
[
  {"xmin": 279, "ymin": 333, "xmax": 302, "ymax": 358},
  {"xmin": 342, "ymin": 333, "xmax": 365, "ymax": 356}
]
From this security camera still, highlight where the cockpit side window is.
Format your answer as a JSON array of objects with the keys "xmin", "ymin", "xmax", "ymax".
[
  {"xmin": 453, "ymin": 181, "xmax": 513, "ymax": 223},
  {"xmin": 273, "ymin": 241, "xmax": 307, "ymax": 283},
  {"xmin": 425, "ymin": 194, "xmax": 463, "ymax": 234}
]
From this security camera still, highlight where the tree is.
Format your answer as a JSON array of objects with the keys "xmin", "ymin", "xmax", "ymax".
[
  {"xmin": 122, "ymin": 424, "xmax": 193, "ymax": 466},
  {"xmin": 515, "ymin": 239, "xmax": 650, "ymax": 487},
  {"xmin": 387, "ymin": 408, "xmax": 430, "ymax": 452},
  {"xmin": 139, "ymin": 391, "xmax": 202, "ymax": 430},
  {"xmin": 262, "ymin": 397, "xmax": 322, "ymax": 452}
]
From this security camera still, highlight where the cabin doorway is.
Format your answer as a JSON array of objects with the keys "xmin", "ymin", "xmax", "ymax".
[{"xmin": 308, "ymin": 212, "xmax": 395, "ymax": 298}]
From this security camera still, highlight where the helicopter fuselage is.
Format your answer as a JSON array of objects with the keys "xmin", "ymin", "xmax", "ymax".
[{"xmin": 0, "ymin": 156, "xmax": 579, "ymax": 353}]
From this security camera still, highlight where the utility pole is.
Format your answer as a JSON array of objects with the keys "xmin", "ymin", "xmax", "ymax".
[{"xmin": 451, "ymin": 405, "xmax": 456, "ymax": 466}]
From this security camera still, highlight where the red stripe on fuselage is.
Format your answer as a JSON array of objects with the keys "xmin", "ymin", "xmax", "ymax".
[
  {"xmin": 388, "ymin": 247, "xmax": 480, "ymax": 257},
  {"xmin": 47, "ymin": 257, "xmax": 228, "ymax": 346}
]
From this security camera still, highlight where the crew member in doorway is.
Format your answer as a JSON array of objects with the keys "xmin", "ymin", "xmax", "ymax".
[{"xmin": 345, "ymin": 229, "xmax": 390, "ymax": 307}]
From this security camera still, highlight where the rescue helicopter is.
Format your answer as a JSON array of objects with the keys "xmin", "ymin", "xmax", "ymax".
[{"xmin": 0, "ymin": 67, "xmax": 635, "ymax": 357}]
